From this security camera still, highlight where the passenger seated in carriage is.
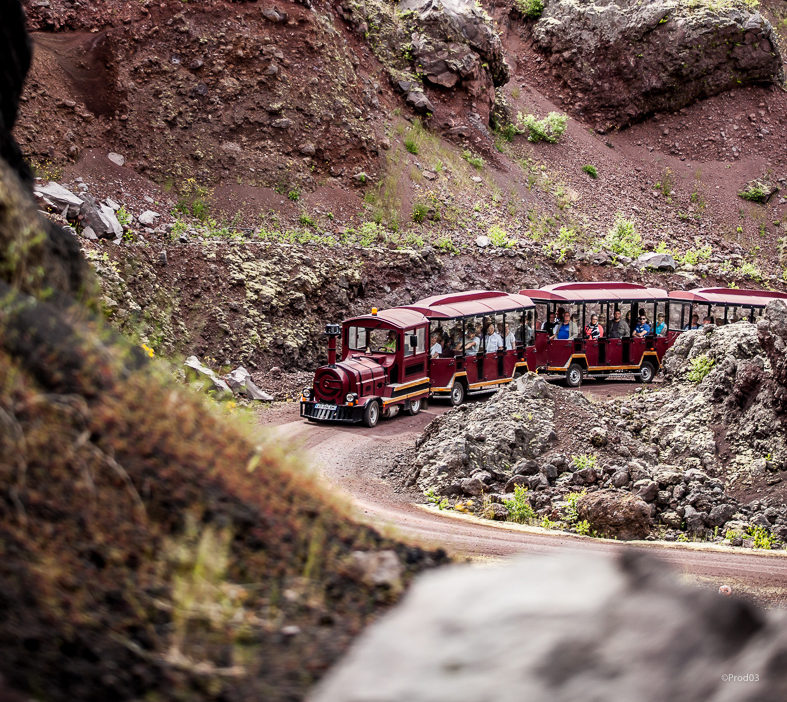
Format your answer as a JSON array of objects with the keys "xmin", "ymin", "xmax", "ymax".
[
  {"xmin": 684, "ymin": 314, "xmax": 700, "ymax": 330},
  {"xmin": 504, "ymin": 323, "xmax": 517, "ymax": 350},
  {"xmin": 633, "ymin": 313, "xmax": 651, "ymax": 338},
  {"xmin": 442, "ymin": 330, "xmax": 455, "ymax": 357},
  {"xmin": 702, "ymin": 316, "xmax": 714, "ymax": 328},
  {"xmin": 584, "ymin": 313, "xmax": 604, "ymax": 340},
  {"xmin": 485, "ymin": 323, "xmax": 504, "ymax": 352},
  {"xmin": 429, "ymin": 331, "xmax": 442, "ymax": 358},
  {"xmin": 608, "ymin": 309, "xmax": 629, "ymax": 338},
  {"xmin": 654, "ymin": 313, "xmax": 667, "ymax": 336},
  {"xmin": 552, "ymin": 311, "xmax": 573, "ymax": 340},
  {"xmin": 465, "ymin": 325, "xmax": 482, "ymax": 355}
]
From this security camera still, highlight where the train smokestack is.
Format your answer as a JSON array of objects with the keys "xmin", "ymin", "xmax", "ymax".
[{"xmin": 325, "ymin": 323, "xmax": 341, "ymax": 366}]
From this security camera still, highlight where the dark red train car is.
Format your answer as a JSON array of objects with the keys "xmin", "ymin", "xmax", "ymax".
[
  {"xmin": 300, "ymin": 307, "xmax": 431, "ymax": 427},
  {"xmin": 668, "ymin": 287, "xmax": 787, "ymax": 328},
  {"xmin": 403, "ymin": 290, "xmax": 537, "ymax": 405},
  {"xmin": 520, "ymin": 282, "xmax": 674, "ymax": 386}
]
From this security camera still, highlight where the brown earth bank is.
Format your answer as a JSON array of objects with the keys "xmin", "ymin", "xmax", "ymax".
[{"xmin": 12, "ymin": 0, "xmax": 787, "ymax": 286}]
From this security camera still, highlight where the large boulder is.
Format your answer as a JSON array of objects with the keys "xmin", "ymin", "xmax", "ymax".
[
  {"xmin": 311, "ymin": 551, "xmax": 779, "ymax": 702},
  {"xmin": 532, "ymin": 0, "xmax": 784, "ymax": 130},
  {"xmin": 576, "ymin": 489, "xmax": 652, "ymax": 539}
]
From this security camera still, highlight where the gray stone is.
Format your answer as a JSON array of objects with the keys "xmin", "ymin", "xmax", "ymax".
[
  {"xmin": 406, "ymin": 90, "xmax": 435, "ymax": 114},
  {"xmin": 475, "ymin": 235, "xmax": 490, "ymax": 248},
  {"xmin": 706, "ymin": 503, "xmax": 737, "ymax": 527},
  {"xmin": 33, "ymin": 181, "xmax": 83, "ymax": 213},
  {"xmin": 312, "ymin": 552, "xmax": 775, "ymax": 702},
  {"xmin": 633, "ymin": 479, "xmax": 658, "ymax": 503},
  {"xmin": 660, "ymin": 510, "xmax": 682, "ymax": 529},
  {"xmin": 78, "ymin": 194, "xmax": 123, "ymax": 239},
  {"xmin": 345, "ymin": 550, "xmax": 402, "ymax": 590},
  {"xmin": 184, "ymin": 355, "xmax": 233, "ymax": 395},
  {"xmin": 637, "ymin": 252, "xmax": 677, "ymax": 272},
  {"xmin": 138, "ymin": 210, "xmax": 160, "ymax": 226},
  {"xmin": 299, "ymin": 142, "xmax": 317, "ymax": 156},
  {"xmin": 483, "ymin": 502, "xmax": 509, "ymax": 520},
  {"xmin": 611, "ymin": 470, "xmax": 630, "ymax": 488},
  {"xmin": 80, "ymin": 226, "xmax": 97, "ymax": 241},
  {"xmin": 460, "ymin": 477, "xmax": 486, "ymax": 496},
  {"xmin": 107, "ymin": 152, "xmax": 125, "ymax": 166},
  {"xmin": 577, "ymin": 490, "xmax": 651, "ymax": 539}
]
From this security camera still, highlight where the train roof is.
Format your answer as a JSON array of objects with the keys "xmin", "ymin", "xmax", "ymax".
[
  {"xmin": 520, "ymin": 281, "xmax": 669, "ymax": 302},
  {"xmin": 344, "ymin": 307, "xmax": 429, "ymax": 330},
  {"xmin": 402, "ymin": 290, "xmax": 535, "ymax": 319},
  {"xmin": 669, "ymin": 287, "xmax": 787, "ymax": 307}
]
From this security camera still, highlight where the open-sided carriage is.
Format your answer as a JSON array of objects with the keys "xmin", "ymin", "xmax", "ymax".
[{"xmin": 520, "ymin": 282, "xmax": 674, "ymax": 386}]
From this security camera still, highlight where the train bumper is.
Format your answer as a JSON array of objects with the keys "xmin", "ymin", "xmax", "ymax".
[{"xmin": 300, "ymin": 400, "xmax": 365, "ymax": 423}]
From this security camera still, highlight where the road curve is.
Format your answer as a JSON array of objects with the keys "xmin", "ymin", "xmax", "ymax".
[{"xmin": 262, "ymin": 401, "xmax": 787, "ymax": 607}]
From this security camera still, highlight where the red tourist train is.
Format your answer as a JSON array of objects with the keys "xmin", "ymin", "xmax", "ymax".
[{"xmin": 300, "ymin": 283, "xmax": 787, "ymax": 426}]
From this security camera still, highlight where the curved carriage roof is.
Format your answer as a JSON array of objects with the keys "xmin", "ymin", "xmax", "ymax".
[
  {"xmin": 669, "ymin": 287, "xmax": 787, "ymax": 307},
  {"xmin": 402, "ymin": 290, "xmax": 535, "ymax": 319},
  {"xmin": 344, "ymin": 307, "xmax": 429, "ymax": 330},
  {"xmin": 519, "ymin": 281, "xmax": 669, "ymax": 302}
]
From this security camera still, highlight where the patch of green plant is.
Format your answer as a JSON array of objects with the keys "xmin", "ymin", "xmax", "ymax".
[
  {"xmin": 175, "ymin": 178, "xmax": 211, "ymax": 221},
  {"xmin": 687, "ymin": 354, "xmax": 715, "ymax": 384},
  {"xmin": 654, "ymin": 167, "xmax": 674, "ymax": 198},
  {"xmin": 435, "ymin": 235, "xmax": 460, "ymax": 254},
  {"xmin": 676, "ymin": 533, "xmax": 689, "ymax": 542},
  {"xmin": 462, "ymin": 150, "xmax": 484, "ymax": 169},
  {"xmin": 677, "ymin": 244, "xmax": 712, "ymax": 266},
  {"xmin": 575, "ymin": 519, "xmax": 592, "ymax": 536},
  {"xmin": 504, "ymin": 485, "xmax": 536, "ymax": 524},
  {"xmin": 571, "ymin": 453, "xmax": 598, "ymax": 471},
  {"xmin": 735, "ymin": 261, "xmax": 764, "ymax": 282},
  {"xmin": 299, "ymin": 212, "xmax": 316, "ymax": 228},
  {"xmin": 563, "ymin": 489, "xmax": 587, "ymax": 525},
  {"xmin": 412, "ymin": 200, "xmax": 429, "ymax": 223},
  {"xmin": 516, "ymin": 111, "xmax": 568, "ymax": 143},
  {"xmin": 603, "ymin": 214, "xmax": 643, "ymax": 258},
  {"xmin": 543, "ymin": 225, "xmax": 579, "ymax": 263},
  {"xmin": 746, "ymin": 525, "xmax": 773, "ymax": 550},
  {"xmin": 404, "ymin": 136, "xmax": 419, "ymax": 154},
  {"xmin": 116, "ymin": 205, "xmax": 132, "ymax": 227},
  {"xmin": 540, "ymin": 515, "xmax": 556, "ymax": 529},
  {"xmin": 514, "ymin": 0, "xmax": 544, "ymax": 19},
  {"xmin": 488, "ymin": 223, "xmax": 516, "ymax": 248},
  {"xmin": 582, "ymin": 164, "xmax": 598, "ymax": 179},
  {"xmin": 495, "ymin": 122, "xmax": 519, "ymax": 143},
  {"xmin": 287, "ymin": 189, "xmax": 301, "ymax": 202},
  {"xmin": 424, "ymin": 487, "xmax": 449, "ymax": 510}
]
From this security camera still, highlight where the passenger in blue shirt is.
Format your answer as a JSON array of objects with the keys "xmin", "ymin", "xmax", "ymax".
[
  {"xmin": 654, "ymin": 313, "xmax": 667, "ymax": 336},
  {"xmin": 552, "ymin": 311, "xmax": 573, "ymax": 340},
  {"xmin": 633, "ymin": 314, "xmax": 651, "ymax": 338}
]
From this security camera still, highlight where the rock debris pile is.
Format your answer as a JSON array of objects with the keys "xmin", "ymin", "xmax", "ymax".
[{"xmin": 401, "ymin": 301, "xmax": 787, "ymax": 545}]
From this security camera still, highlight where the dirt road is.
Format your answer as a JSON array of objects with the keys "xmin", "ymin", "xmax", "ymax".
[{"xmin": 262, "ymin": 395, "xmax": 787, "ymax": 607}]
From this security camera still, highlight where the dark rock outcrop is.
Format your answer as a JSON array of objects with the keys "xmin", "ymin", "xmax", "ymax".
[
  {"xmin": 531, "ymin": 0, "xmax": 784, "ymax": 130},
  {"xmin": 758, "ymin": 300, "xmax": 787, "ymax": 414},
  {"xmin": 576, "ymin": 489, "xmax": 652, "ymax": 540}
]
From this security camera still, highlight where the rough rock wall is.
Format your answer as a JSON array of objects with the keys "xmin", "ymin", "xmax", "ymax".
[
  {"xmin": 312, "ymin": 551, "xmax": 784, "ymax": 702},
  {"xmin": 531, "ymin": 0, "xmax": 784, "ymax": 130}
]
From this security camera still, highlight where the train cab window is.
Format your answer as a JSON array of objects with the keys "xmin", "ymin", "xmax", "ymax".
[
  {"xmin": 403, "ymin": 327, "xmax": 426, "ymax": 357},
  {"xmin": 347, "ymin": 326, "xmax": 399, "ymax": 353},
  {"xmin": 535, "ymin": 303, "xmax": 549, "ymax": 333}
]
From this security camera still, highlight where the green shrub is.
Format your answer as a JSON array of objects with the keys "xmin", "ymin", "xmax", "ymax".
[
  {"xmin": 287, "ymin": 189, "xmax": 300, "ymax": 202},
  {"xmin": 514, "ymin": 0, "xmax": 544, "ymax": 19},
  {"xmin": 424, "ymin": 487, "xmax": 449, "ymax": 510},
  {"xmin": 543, "ymin": 226, "xmax": 578, "ymax": 263},
  {"xmin": 575, "ymin": 519, "xmax": 592, "ymax": 536},
  {"xmin": 687, "ymin": 354, "xmax": 715, "ymax": 384},
  {"xmin": 462, "ymin": 150, "xmax": 484, "ymax": 169},
  {"xmin": 517, "ymin": 111, "xmax": 568, "ymax": 143},
  {"xmin": 582, "ymin": 164, "xmax": 598, "ymax": 179},
  {"xmin": 738, "ymin": 182, "xmax": 768, "ymax": 203},
  {"xmin": 435, "ymin": 236, "xmax": 460, "ymax": 254},
  {"xmin": 412, "ymin": 201, "xmax": 429, "ymax": 223},
  {"xmin": 488, "ymin": 223, "xmax": 516, "ymax": 248},
  {"xmin": 116, "ymin": 205, "xmax": 132, "ymax": 227},
  {"xmin": 404, "ymin": 136, "xmax": 419, "ymax": 155},
  {"xmin": 677, "ymin": 244, "xmax": 712, "ymax": 265},
  {"xmin": 571, "ymin": 454, "xmax": 597, "ymax": 471},
  {"xmin": 747, "ymin": 525, "xmax": 774, "ymax": 550},
  {"xmin": 563, "ymin": 490, "xmax": 587, "ymax": 525},
  {"xmin": 299, "ymin": 212, "xmax": 316, "ymax": 227},
  {"xmin": 504, "ymin": 485, "xmax": 536, "ymax": 524},
  {"xmin": 603, "ymin": 214, "xmax": 643, "ymax": 258}
]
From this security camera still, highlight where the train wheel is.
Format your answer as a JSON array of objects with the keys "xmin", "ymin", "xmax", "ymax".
[
  {"xmin": 639, "ymin": 361, "xmax": 656, "ymax": 384},
  {"xmin": 450, "ymin": 381, "xmax": 466, "ymax": 406},
  {"xmin": 566, "ymin": 362, "xmax": 583, "ymax": 388},
  {"xmin": 363, "ymin": 400, "xmax": 381, "ymax": 427},
  {"xmin": 406, "ymin": 398, "xmax": 422, "ymax": 416}
]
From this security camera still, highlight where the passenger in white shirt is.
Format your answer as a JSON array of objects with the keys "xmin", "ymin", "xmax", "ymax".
[
  {"xmin": 504, "ymin": 323, "xmax": 517, "ymax": 350},
  {"xmin": 465, "ymin": 325, "xmax": 482, "ymax": 355},
  {"xmin": 484, "ymin": 323, "xmax": 504, "ymax": 352},
  {"xmin": 429, "ymin": 331, "xmax": 443, "ymax": 358}
]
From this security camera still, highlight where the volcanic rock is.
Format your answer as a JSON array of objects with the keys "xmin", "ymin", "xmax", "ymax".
[
  {"xmin": 532, "ymin": 0, "xmax": 784, "ymax": 129},
  {"xmin": 576, "ymin": 490, "xmax": 651, "ymax": 539}
]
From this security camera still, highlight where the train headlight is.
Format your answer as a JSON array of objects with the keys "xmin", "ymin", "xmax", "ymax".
[
  {"xmin": 302, "ymin": 387, "xmax": 312, "ymax": 400},
  {"xmin": 346, "ymin": 392, "xmax": 358, "ymax": 403}
]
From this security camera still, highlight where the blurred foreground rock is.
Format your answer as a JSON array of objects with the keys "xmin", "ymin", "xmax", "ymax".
[{"xmin": 312, "ymin": 551, "xmax": 784, "ymax": 702}]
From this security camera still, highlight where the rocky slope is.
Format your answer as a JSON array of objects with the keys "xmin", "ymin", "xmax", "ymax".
[
  {"xmin": 398, "ymin": 301, "xmax": 787, "ymax": 544},
  {"xmin": 531, "ymin": 0, "xmax": 784, "ymax": 130},
  {"xmin": 0, "ymin": 9, "xmax": 449, "ymax": 701}
]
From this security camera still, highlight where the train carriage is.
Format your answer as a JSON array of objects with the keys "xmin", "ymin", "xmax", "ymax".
[
  {"xmin": 403, "ymin": 290, "xmax": 537, "ymax": 406},
  {"xmin": 668, "ymin": 287, "xmax": 787, "ymax": 329},
  {"xmin": 519, "ymin": 282, "xmax": 673, "ymax": 386}
]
